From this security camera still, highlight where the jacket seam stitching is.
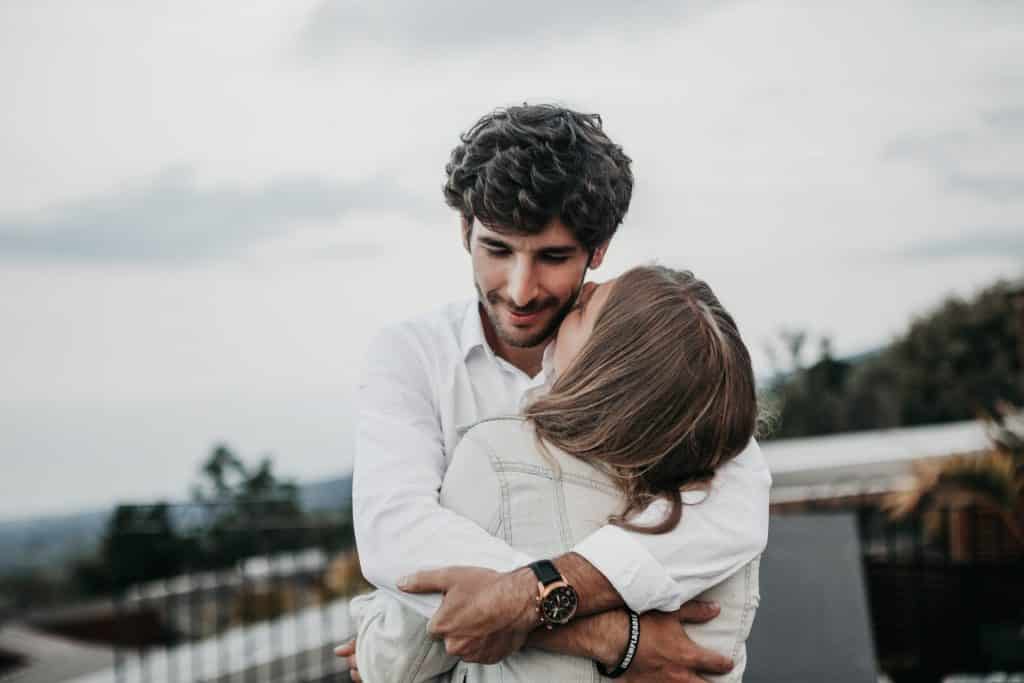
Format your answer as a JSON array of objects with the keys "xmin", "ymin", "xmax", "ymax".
[
  {"xmin": 730, "ymin": 555, "xmax": 759, "ymax": 665},
  {"xmin": 492, "ymin": 462, "xmax": 619, "ymax": 495},
  {"xmin": 405, "ymin": 628, "xmax": 441, "ymax": 683},
  {"xmin": 729, "ymin": 560, "xmax": 750, "ymax": 661},
  {"xmin": 554, "ymin": 469, "xmax": 573, "ymax": 553},
  {"xmin": 467, "ymin": 432, "xmax": 515, "ymax": 545}
]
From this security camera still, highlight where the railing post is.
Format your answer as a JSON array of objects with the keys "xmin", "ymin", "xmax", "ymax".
[
  {"xmin": 98, "ymin": 499, "xmax": 355, "ymax": 683},
  {"xmin": 113, "ymin": 585, "xmax": 125, "ymax": 683},
  {"xmin": 319, "ymin": 523, "xmax": 333, "ymax": 681},
  {"xmin": 163, "ymin": 575, "xmax": 177, "ymax": 683},
  {"xmin": 949, "ymin": 503, "xmax": 973, "ymax": 563}
]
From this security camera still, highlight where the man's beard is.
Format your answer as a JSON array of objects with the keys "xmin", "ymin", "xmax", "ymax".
[{"xmin": 476, "ymin": 282, "xmax": 580, "ymax": 349}]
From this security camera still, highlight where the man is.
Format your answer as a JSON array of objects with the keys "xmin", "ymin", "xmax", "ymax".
[{"xmin": 338, "ymin": 105, "xmax": 771, "ymax": 680}]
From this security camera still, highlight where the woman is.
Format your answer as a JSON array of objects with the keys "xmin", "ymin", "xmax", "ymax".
[{"xmin": 349, "ymin": 265, "xmax": 765, "ymax": 682}]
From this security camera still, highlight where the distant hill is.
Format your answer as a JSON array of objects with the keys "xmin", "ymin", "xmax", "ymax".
[
  {"xmin": 0, "ymin": 474, "xmax": 353, "ymax": 574},
  {"xmin": 297, "ymin": 474, "xmax": 354, "ymax": 513},
  {"xmin": 0, "ymin": 508, "xmax": 111, "ymax": 574}
]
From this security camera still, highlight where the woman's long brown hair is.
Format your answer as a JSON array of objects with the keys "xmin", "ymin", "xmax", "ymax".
[{"xmin": 524, "ymin": 266, "xmax": 757, "ymax": 534}]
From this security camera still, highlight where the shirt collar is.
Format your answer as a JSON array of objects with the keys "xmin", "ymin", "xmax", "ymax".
[{"xmin": 460, "ymin": 300, "xmax": 489, "ymax": 361}]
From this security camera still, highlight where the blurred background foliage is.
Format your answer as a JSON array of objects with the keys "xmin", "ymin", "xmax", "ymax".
[
  {"xmin": 762, "ymin": 276, "xmax": 1023, "ymax": 439},
  {"xmin": 1, "ymin": 446, "xmax": 356, "ymax": 616}
]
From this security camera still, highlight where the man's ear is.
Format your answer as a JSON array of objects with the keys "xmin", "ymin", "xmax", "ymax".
[
  {"xmin": 589, "ymin": 240, "xmax": 610, "ymax": 269},
  {"xmin": 461, "ymin": 216, "xmax": 473, "ymax": 253}
]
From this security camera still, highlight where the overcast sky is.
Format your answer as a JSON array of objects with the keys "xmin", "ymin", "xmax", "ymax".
[{"xmin": 1, "ymin": 0, "xmax": 1021, "ymax": 521}]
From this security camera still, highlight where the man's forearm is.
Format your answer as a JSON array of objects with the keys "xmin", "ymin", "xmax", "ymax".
[
  {"xmin": 552, "ymin": 552, "xmax": 625, "ymax": 616},
  {"xmin": 527, "ymin": 554, "xmax": 629, "ymax": 668},
  {"xmin": 526, "ymin": 608, "xmax": 629, "ymax": 668},
  {"xmin": 397, "ymin": 552, "xmax": 631, "ymax": 667}
]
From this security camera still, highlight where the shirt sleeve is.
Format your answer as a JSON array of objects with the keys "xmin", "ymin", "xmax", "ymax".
[
  {"xmin": 353, "ymin": 325, "xmax": 532, "ymax": 619},
  {"xmin": 572, "ymin": 439, "xmax": 772, "ymax": 614}
]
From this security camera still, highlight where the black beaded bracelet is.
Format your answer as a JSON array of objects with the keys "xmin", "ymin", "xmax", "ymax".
[{"xmin": 595, "ymin": 610, "xmax": 640, "ymax": 678}]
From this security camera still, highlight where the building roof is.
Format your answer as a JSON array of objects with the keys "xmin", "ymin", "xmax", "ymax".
[
  {"xmin": 763, "ymin": 418, "xmax": 992, "ymax": 503},
  {"xmin": 0, "ymin": 624, "xmax": 112, "ymax": 683}
]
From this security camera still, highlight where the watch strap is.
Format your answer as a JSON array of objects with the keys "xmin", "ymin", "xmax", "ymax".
[{"xmin": 528, "ymin": 559, "xmax": 562, "ymax": 586}]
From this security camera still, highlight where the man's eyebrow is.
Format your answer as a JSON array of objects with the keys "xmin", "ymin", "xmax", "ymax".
[
  {"xmin": 478, "ymin": 236, "xmax": 512, "ymax": 250},
  {"xmin": 539, "ymin": 245, "xmax": 580, "ymax": 256},
  {"xmin": 478, "ymin": 236, "xmax": 580, "ymax": 255}
]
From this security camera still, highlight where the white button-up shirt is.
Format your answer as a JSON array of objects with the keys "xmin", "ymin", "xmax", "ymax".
[{"xmin": 353, "ymin": 299, "xmax": 772, "ymax": 618}]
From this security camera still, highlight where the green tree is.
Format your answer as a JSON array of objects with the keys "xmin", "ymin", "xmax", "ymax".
[
  {"xmin": 888, "ymin": 281, "xmax": 1021, "ymax": 425},
  {"xmin": 190, "ymin": 444, "xmax": 308, "ymax": 568},
  {"xmin": 95, "ymin": 503, "xmax": 196, "ymax": 590},
  {"xmin": 765, "ymin": 277, "xmax": 1022, "ymax": 438},
  {"xmin": 70, "ymin": 445, "xmax": 308, "ymax": 593}
]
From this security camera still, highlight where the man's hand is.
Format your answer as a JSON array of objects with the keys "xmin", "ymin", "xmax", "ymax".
[
  {"xmin": 334, "ymin": 639, "xmax": 361, "ymax": 682},
  {"xmin": 399, "ymin": 566, "xmax": 538, "ymax": 663},
  {"xmin": 622, "ymin": 601, "xmax": 734, "ymax": 682}
]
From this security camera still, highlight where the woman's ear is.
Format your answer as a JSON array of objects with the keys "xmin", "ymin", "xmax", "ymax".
[{"xmin": 589, "ymin": 241, "xmax": 610, "ymax": 269}]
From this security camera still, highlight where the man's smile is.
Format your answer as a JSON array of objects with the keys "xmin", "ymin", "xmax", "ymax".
[
  {"xmin": 488, "ymin": 293, "xmax": 557, "ymax": 327},
  {"xmin": 504, "ymin": 298, "xmax": 561, "ymax": 326}
]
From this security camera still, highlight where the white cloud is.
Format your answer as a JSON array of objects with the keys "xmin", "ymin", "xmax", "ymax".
[
  {"xmin": 297, "ymin": 0, "xmax": 723, "ymax": 58},
  {"xmin": 0, "ymin": 0, "xmax": 1022, "ymax": 519},
  {"xmin": 0, "ymin": 166, "xmax": 426, "ymax": 263}
]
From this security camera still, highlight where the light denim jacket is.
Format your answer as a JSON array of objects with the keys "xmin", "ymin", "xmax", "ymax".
[{"xmin": 351, "ymin": 417, "xmax": 761, "ymax": 682}]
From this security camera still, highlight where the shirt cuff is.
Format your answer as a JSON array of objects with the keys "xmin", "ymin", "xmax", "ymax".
[{"xmin": 572, "ymin": 524, "xmax": 683, "ymax": 614}]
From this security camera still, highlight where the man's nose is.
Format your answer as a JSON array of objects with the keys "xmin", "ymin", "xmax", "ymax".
[{"xmin": 507, "ymin": 260, "xmax": 539, "ymax": 307}]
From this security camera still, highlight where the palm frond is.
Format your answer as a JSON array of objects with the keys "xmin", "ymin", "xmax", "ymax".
[
  {"xmin": 932, "ymin": 451, "xmax": 1019, "ymax": 510},
  {"xmin": 884, "ymin": 458, "xmax": 943, "ymax": 520},
  {"xmin": 984, "ymin": 402, "xmax": 1024, "ymax": 464}
]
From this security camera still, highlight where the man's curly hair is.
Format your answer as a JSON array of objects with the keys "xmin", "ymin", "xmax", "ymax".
[{"xmin": 444, "ymin": 104, "xmax": 633, "ymax": 252}]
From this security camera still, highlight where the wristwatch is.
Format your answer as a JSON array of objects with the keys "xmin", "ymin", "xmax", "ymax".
[{"xmin": 528, "ymin": 560, "xmax": 579, "ymax": 628}]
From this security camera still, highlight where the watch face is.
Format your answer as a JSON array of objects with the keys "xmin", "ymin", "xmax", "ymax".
[{"xmin": 541, "ymin": 585, "xmax": 579, "ymax": 624}]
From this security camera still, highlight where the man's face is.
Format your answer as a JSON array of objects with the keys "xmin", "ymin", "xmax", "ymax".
[{"xmin": 468, "ymin": 219, "xmax": 606, "ymax": 350}]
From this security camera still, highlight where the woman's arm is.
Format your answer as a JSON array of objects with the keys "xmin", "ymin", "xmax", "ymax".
[
  {"xmin": 351, "ymin": 590, "xmax": 457, "ymax": 683},
  {"xmin": 351, "ymin": 403, "xmax": 507, "ymax": 683}
]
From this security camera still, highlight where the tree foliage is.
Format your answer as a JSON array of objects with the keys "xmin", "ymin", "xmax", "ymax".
[
  {"xmin": 189, "ymin": 444, "xmax": 308, "ymax": 569},
  {"xmin": 72, "ymin": 444, "xmax": 309, "ymax": 593},
  {"xmin": 764, "ymin": 277, "xmax": 1023, "ymax": 439}
]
